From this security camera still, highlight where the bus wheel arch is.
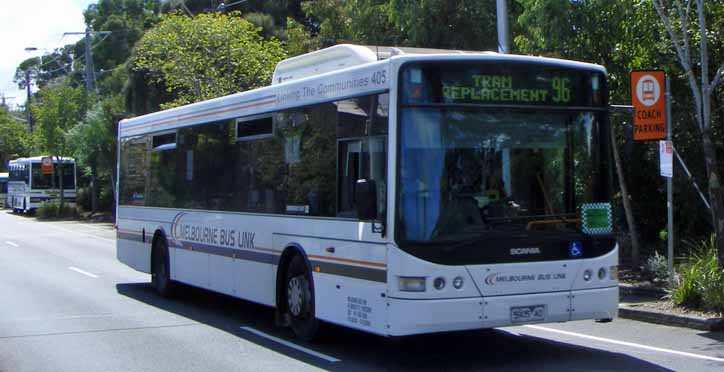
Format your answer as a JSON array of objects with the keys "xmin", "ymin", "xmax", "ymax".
[
  {"xmin": 275, "ymin": 245, "xmax": 319, "ymax": 340},
  {"xmin": 151, "ymin": 229, "xmax": 175, "ymax": 297}
]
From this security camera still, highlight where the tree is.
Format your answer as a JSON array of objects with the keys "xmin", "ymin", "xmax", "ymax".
[
  {"xmin": 83, "ymin": 0, "xmax": 161, "ymax": 76},
  {"xmin": 67, "ymin": 99, "xmax": 119, "ymax": 212},
  {"xmin": 302, "ymin": 0, "xmax": 500, "ymax": 49},
  {"xmin": 0, "ymin": 109, "xmax": 30, "ymax": 170},
  {"xmin": 652, "ymin": 0, "xmax": 724, "ymax": 267},
  {"xmin": 31, "ymin": 81, "xmax": 88, "ymax": 213},
  {"xmin": 132, "ymin": 11, "xmax": 286, "ymax": 109},
  {"xmin": 285, "ymin": 17, "xmax": 320, "ymax": 57}
]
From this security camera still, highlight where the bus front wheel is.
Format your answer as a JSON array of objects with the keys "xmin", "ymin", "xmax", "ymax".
[
  {"xmin": 151, "ymin": 238, "xmax": 175, "ymax": 297},
  {"xmin": 285, "ymin": 255, "xmax": 319, "ymax": 341}
]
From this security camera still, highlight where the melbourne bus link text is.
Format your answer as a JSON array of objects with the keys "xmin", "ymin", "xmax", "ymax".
[{"xmin": 177, "ymin": 224, "xmax": 256, "ymax": 250}]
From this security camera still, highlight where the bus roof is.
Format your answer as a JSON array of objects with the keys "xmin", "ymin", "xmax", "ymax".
[
  {"xmin": 119, "ymin": 44, "xmax": 606, "ymax": 139},
  {"xmin": 9, "ymin": 156, "xmax": 76, "ymax": 163}
]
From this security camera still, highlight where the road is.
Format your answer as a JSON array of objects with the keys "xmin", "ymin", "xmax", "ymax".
[{"xmin": 0, "ymin": 210, "xmax": 722, "ymax": 372}]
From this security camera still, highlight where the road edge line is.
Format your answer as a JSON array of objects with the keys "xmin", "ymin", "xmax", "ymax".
[
  {"xmin": 240, "ymin": 326, "xmax": 340, "ymax": 363},
  {"xmin": 524, "ymin": 324, "xmax": 724, "ymax": 363}
]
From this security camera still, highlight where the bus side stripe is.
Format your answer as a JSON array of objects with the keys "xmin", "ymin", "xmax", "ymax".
[
  {"xmin": 116, "ymin": 235, "xmax": 386, "ymax": 283},
  {"xmin": 309, "ymin": 260, "xmax": 387, "ymax": 283}
]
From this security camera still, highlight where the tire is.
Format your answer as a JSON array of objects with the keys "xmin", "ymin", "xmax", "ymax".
[
  {"xmin": 151, "ymin": 238, "xmax": 175, "ymax": 297},
  {"xmin": 285, "ymin": 254, "xmax": 319, "ymax": 341}
]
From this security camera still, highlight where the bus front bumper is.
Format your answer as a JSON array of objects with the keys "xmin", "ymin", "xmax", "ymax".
[{"xmin": 386, "ymin": 286, "xmax": 618, "ymax": 336}]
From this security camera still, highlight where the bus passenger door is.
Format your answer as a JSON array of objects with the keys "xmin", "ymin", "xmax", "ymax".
[{"xmin": 337, "ymin": 136, "xmax": 387, "ymax": 220}]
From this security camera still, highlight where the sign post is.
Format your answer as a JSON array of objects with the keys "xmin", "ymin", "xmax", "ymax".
[
  {"xmin": 665, "ymin": 76, "xmax": 674, "ymax": 285},
  {"xmin": 631, "ymin": 70, "xmax": 673, "ymax": 283}
]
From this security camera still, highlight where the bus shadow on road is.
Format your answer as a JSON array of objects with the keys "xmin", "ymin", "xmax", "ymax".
[{"xmin": 116, "ymin": 282, "xmax": 674, "ymax": 371}]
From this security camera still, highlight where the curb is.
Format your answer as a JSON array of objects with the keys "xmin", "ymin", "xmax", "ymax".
[
  {"xmin": 618, "ymin": 284, "xmax": 724, "ymax": 331},
  {"xmin": 618, "ymin": 305, "xmax": 724, "ymax": 331}
]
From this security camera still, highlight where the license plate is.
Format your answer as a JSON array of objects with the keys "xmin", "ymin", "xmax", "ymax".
[{"xmin": 510, "ymin": 305, "xmax": 546, "ymax": 323}]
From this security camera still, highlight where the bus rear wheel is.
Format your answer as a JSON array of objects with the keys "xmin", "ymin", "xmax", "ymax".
[
  {"xmin": 285, "ymin": 255, "xmax": 318, "ymax": 341},
  {"xmin": 151, "ymin": 238, "xmax": 175, "ymax": 297}
]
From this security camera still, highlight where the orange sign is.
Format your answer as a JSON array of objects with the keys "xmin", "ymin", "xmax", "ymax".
[
  {"xmin": 41, "ymin": 157, "xmax": 53, "ymax": 175},
  {"xmin": 631, "ymin": 71, "xmax": 666, "ymax": 140}
]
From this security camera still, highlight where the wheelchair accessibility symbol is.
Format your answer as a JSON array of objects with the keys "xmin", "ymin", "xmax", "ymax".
[{"xmin": 569, "ymin": 241, "xmax": 583, "ymax": 258}]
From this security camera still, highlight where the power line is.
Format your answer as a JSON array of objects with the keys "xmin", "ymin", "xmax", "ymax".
[
  {"xmin": 1, "ymin": 93, "xmax": 16, "ymax": 109},
  {"xmin": 63, "ymin": 27, "xmax": 112, "ymax": 93}
]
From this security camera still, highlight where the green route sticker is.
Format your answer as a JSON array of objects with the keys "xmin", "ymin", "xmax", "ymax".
[{"xmin": 581, "ymin": 203, "xmax": 612, "ymax": 235}]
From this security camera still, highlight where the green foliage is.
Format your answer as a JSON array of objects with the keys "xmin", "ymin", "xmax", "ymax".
[
  {"xmin": 303, "ymin": 0, "xmax": 498, "ymax": 49},
  {"xmin": 67, "ymin": 101, "xmax": 117, "ymax": 175},
  {"xmin": 285, "ymin": 17, "xmax": 320, "ymax": 57},
  {"xmin": 388, "ymin": 0, "xmax": 497, "ymax": 49},
  {"xmin": 0, "ymin": 109, "xmax": 31, "ymax": 164},
  {"xmin": 36, "ymin": 199, "xmax": 79, "ymax": 219},
  {"xmin": 31, "ymin": 81, "xmax": 88, "ymax": 156},
  {"xmin": 671, "ymin": 236, "xmax": 724, "ymax": 312},
  {"xmin": 132, "ymin": 11, "xmax": 286, "ymax": 109},
  {"xmin": 76, "ymin": 187, "xmax": 93, "ymax": 211},
  {"xmin": 84, "ymin": 0, "xmax": 161, "ymax": 72}
]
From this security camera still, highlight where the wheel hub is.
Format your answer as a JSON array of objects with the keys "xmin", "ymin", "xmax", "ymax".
[{"xmin": 287, "ymin": 276, "xmax": 308, "ymax": 317}]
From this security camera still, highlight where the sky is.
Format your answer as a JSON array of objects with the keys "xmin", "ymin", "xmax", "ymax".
[{"xmin": 0, "ymin": 0, "xmax": 96, "ymax": 109}]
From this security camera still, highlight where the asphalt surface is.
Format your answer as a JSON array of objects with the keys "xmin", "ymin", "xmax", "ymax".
[{"xmin": 0, "ymin": 209, "xmax": 723, "ymax": 371}]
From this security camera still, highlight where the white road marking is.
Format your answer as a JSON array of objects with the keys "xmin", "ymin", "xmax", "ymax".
[
  {"xmin": 5, "ymin": 241, "xmax": 19, "ymax": 247},
  {"xmin": 524, "ymin": 325, "xmax": 724, "ymax": 363},
  {"xmin": 240, "ymin": 326, "xmax": 341, "ymax": 363},
  {"xmin": 68, "ymin": 266, "xmax": 99, "ymax": 278}
]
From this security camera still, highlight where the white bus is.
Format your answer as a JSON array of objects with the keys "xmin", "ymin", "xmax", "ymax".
[
  {"xmin": 0, "ymin": 172, "xmax": 7, "ymax": 208},
  {"xmin": 117, "ymin": 45, "xmax": 618, "ymax": 339},
  {"xmin": 7, "ymin": 156, "xmax": 77, "ymax": 213}
]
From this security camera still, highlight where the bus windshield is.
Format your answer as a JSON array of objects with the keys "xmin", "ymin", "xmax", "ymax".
[
  {"xmin": 31, "ymin": 163, "xmax": 75, "ymax": 190},
  {"xmin": 396, "ymin": 108, "xmax": 611, "ymax": 262},
  {"xmin": 395, "ymin": 62, "xmax": 612, "ymax": 264}
]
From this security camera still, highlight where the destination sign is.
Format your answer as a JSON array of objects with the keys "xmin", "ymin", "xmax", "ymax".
[{"xmin": 400, "ymin": 62, "xmax": 605, "ymax": 107}]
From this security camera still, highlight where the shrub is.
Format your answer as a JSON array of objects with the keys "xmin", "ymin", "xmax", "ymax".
[
  {"xmin": 643, "ymin": 250, "xmax": 670, "ymax": 282},
  {"xmin": 99, "ymin": 185, "xmax": 114, "ymax": 211},
  {"xmin": 76, "ymin": 187, "xmax": 92, "ymax": 211},
  {"xmin": 36, "ymin": 199, "xmax": 78, "ymax": 219},
  {"xmin": 671, "ymin": 235, "xmax": 724, "ymax": 313}
]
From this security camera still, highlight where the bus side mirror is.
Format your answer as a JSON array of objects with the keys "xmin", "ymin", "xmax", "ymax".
[{"xmin": 355, "ymin": 179, "xmax": 377, "ymax": 221}]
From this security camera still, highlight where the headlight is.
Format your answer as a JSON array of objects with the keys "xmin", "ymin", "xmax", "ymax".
[
  {"xmin": 583, "ymin": 269, "xmax": 593, "ymax": 281},
  {"xmin": 610, "ymin": 265, "xmax": 618, "ymax": 280},
  {"xmin": 398, "ymin": 276, "xmax": 426, "ymax": 292},
  {"xmin": 453, "ymin": 276, "xmax": 464, "ymax": 289}
]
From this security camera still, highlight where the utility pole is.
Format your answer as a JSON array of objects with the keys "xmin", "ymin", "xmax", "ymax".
[
  {"xmin": 496, "ymin": 0, "xmax": 510, "ymax": 54},
  {"xmin": 25, "ymin": 69, "xmax": 32, "ymax": 132},
  {"xmin": 63, "ymin": 27, "xmax": 111, "ymax": 94},
  {"xmin": 85, "ymin": 26, "xmax": 94, "ymax": 92}
]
